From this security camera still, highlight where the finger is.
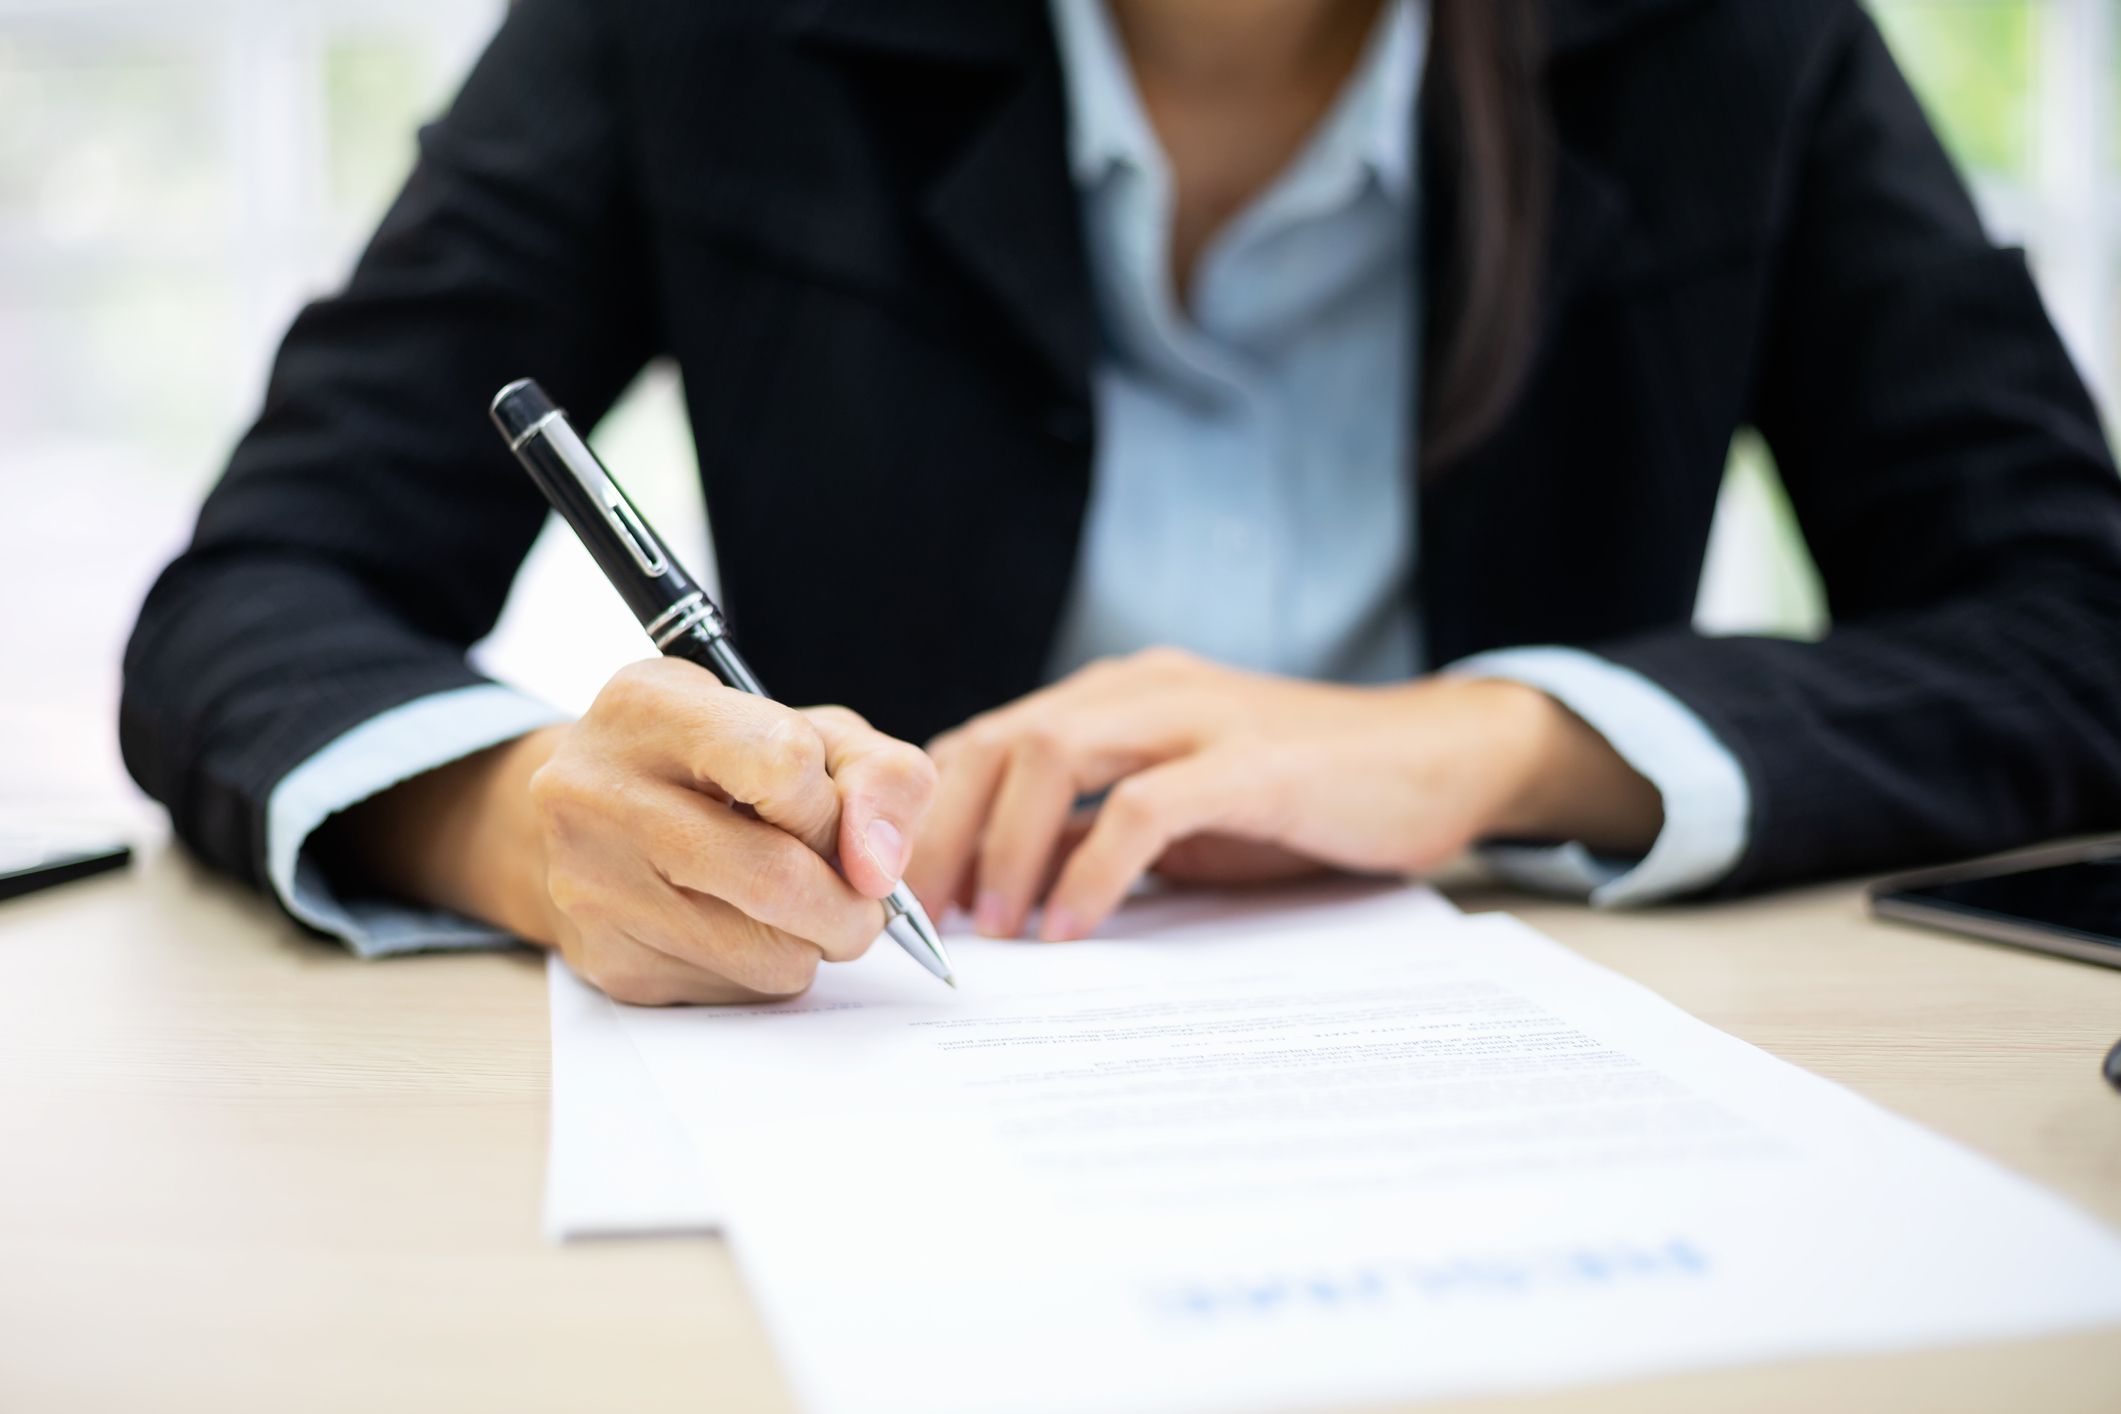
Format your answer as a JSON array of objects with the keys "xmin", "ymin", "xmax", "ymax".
[
  {"xmin": 805, "ymin": 705, "xmax": 939, "ymax": 899},
  {"xmin": 925, "ymin": 729, "xmax": 982, "ymax": 916},
  {"xmin": 1041, "ymin": 751, "xmax": 1273, "ymax": 942},
  {"xmin": 973, "ymin": 727, "xmax": 1090, "ymax": 938},
  {"xmin": 619, "ymin": 856, "xmax": 837, "ymax": 995},
  {"xmin": 926, "ymin": 725, "xmax": 966, "ymax": 764},
  {"xmin": 968, "ymin": 695, "xmax": 1210, "ymax": 934},
  {"xmin": 1152, "ymin": 834, "xmax": 1326, "ymax": 886},
  {"xmin": 653, "ymin": 887, "xmax": 832, "ymax": 995},
  {"xmin": 1000, "ymin": 810, "xmax": 1096, "ymax": 921},
  {"xmin": 634, "ymin": 780, "xmax": 885, "ymax": 963},
  {"xmin": 561, "ymin": 926, "xmax": 803, "ymax": 1006},
  {"xmin": 915, "ymin": 687, "xmax": 1206, "ymax": 922},
  {"xmin": 905, "ymin": 720, "xmax": 1011, "ymax": 921},
  {"xmin": 550, "ymin": 823, "xmax": 841, "ymax": 992},
  {"xmin": 597, "ymin": 659, "xmax": 841, "ymax": 855},
  {"xmin": 1037, "ymin": 811, "xmax": 1096, "ymax": 897}
]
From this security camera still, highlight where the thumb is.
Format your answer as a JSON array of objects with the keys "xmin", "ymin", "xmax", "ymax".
[{"xmin": 803, "ymin": 706, "xmax": 940, "ymax": 899}]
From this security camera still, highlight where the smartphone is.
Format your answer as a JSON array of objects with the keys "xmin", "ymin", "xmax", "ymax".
[
  {"xmin": 1869, "ymin": 843, "xmax": 2121, "ymax": 969},
  {"xmin": 0, "ymin": 829, "xmax": 133, "ymax": 904}
]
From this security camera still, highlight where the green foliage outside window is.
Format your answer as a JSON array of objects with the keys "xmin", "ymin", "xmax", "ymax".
[{"xmin": 1870, "ymin": 0, "xmax": 2037, "ymax": 178}]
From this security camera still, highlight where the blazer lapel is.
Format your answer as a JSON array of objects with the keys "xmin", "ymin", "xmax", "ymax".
[
  {"xmin": 789, "ymin": 0, "xmax": 1093, "ymax": 404},
  {"xmin": 1417, "ymin": 0, "xmax": 1656, "ymax": 667},
  {"xmin": 1543, "ymin": 0, "xmax": 1713, "ymax": 60}
]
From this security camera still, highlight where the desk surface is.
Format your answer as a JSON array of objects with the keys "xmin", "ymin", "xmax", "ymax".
[{"xmin": 3, "ymin": 845, "xmax": 2118, "ymax": 1414}]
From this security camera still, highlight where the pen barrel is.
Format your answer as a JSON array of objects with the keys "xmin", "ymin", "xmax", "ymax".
[
  {"xmin": 507, "ymin": 426, "xmax": 705, "ymax": 626},
  {"xmin": 663, "ymin": 621, "xmax": 770, "ymax": 698}
]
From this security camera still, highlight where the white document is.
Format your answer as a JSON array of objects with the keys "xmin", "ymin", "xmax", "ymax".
[
  {"xmin": 544, "ymin": 954, "xmax": 723, "ymax": 1237},
  {"xmin": 617, "ymin": 898, "xmax": 2121, "ymax": 1414},
  {"xmin": 544, "ymin": 880, "xmax": 1461, "ymax": 1238}
]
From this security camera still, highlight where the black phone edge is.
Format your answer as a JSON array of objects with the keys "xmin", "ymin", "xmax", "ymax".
[
  {"xmin": 1869, "ymin": 893, "xmax": 2121, "ymax": 971},
  {"xmin": 1862, "ymin": 836, "xmax": 2121, "ymax": 903},
  {"xmin": 0, "ymin": 845, "xmax": 134, "ymax": 904}
]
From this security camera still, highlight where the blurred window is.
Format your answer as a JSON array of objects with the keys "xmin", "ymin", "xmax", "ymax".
[
  {"xmin": 0, "ymin": 0, "xmax": 503, "ymax": 499},
  {"xmin": 0, "ymin": 0, "xmax": 504, "ymax": 810},
  {"xmin": 1872, "ymin": 0, "xmax": 2121, "ymax": 424}
]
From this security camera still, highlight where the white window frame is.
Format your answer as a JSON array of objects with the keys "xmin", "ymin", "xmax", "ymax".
[{"xmin": 1, "ymin": 0, "xmax": 505, "ymax": 425}]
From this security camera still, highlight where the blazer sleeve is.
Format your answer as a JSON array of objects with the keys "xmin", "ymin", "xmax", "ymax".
[
  {"xmin": 1594, "ymin": 5, "xmax": 2121, "ymax": 894},
  {"xmin": 120, "ymin": 0, "xmax": 658, "ymax": 894}
]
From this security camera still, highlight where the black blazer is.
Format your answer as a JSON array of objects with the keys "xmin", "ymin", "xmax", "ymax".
[{"xmin": 123, "ymin": 0, "xmax": 2121, "ymax": 904}]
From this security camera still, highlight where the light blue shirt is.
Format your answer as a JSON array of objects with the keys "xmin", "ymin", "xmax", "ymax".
[
  {"xmin": 265, "ymin": 0, "xmax": 1751, "ymax": 957},
  {"xmin": 1043, "ymin": 0, "xmax": 1420, "ymax": 683}
]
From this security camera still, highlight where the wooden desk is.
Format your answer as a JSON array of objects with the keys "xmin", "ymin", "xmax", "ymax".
[{"xmin": 3, "ymin": 844, "xmax": 2118, "ymax": 1413}]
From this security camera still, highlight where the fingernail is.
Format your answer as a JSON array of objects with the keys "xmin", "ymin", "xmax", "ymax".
[
  {"xmin": 974, "ymin": 890, "xmax": 1011, "ymax": 938},
  {"xmin": 864, "ymin": 818, "xmax": 907, "ymax": 880},
  {"xmin": 1040, "ymin": 907, "xmax": 1081, "ymax": 943}
]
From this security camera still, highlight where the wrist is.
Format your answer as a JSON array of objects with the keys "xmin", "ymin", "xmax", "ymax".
[
  {"xmin": 458, "ymin": 725, "xmax": 570, "ymax": 941},
  {"xmin": 1448, "ymin": 678, "xmax": 1576, "ymax": 839},
  {"xmin": 1458, "ymin": 676, "xmax": 1664, "ymax": 853},
  {"xmin": 322, "ymin": 723, "xmax": 569, "ymax": 944}
]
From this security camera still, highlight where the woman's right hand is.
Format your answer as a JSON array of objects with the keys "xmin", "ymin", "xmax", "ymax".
[{"xmin": 324, "ymin": 657, "xmax": 938, "ymax": 1005}]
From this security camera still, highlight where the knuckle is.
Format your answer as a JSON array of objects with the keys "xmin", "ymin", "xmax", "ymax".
[
  {"xmin": 882, "ymin": 742, "xmax": 941, "ymax": 800},
  {"xmin": 749, "ymin": 834, "xmax": 816, "ymax": 904},
  {"xmin": 806, "ymin": 703, "xmax": 868, "ymax": 734},
  {"xmin": 526, "ymin": 755, "xmax": 587, "ymax": 815},
  {"xmin": 751, "ymin": 712, "xmax": 825, "ymax": 789},
  {"xmin": 525, "ymin": 759, "xmax": 567, "ymax": 821},
  {"xmin": 959, "ymin": 711, "xmax": 1012, "ymax": 756},
  {"xmin": 906, "ymin": 744, "xmax": 942, "ymax": 792},
  {"xmin": 1103, "ymin": 776, "xmax": 1164, "ymax": 834},
  {"xmin": 594, "ymin": 658, "xmax": 668, "ymax": 719},
  {"xmin": 545, "ymin": 869, "xmax": 596, "ymax": 923},
  {"xmin": 1014, "ymin": 718, "xmax": 1070, "ymax": 767}
]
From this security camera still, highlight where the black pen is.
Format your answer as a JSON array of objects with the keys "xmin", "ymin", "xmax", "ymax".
[{"xmin": 488, "ymin": 378, "xmax": 954, "ymax": 987}]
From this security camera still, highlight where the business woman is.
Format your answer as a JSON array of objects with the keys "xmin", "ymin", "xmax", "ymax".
[{"xmin": 124, "ymin": 0, "xmax": 2121, "ymax": 1004}]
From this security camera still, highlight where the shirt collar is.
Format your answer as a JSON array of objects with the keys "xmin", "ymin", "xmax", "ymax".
[{"xmin": 1046, "ymin": 0, "xmax": 1426, "ymax": 202}]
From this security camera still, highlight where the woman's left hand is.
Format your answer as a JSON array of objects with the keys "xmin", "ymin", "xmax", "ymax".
[{"xmin": 905, "ymin": 648, "xmax": 1663, "ymax": 942}]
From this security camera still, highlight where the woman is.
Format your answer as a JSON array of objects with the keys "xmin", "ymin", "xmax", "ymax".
[{"xmin": 123, "ymin": 0, "xmax": 2121, "ymax": 1004}]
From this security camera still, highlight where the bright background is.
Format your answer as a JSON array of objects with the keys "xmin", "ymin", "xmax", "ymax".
[{"xmin": 2, "ymin": 0, "xmax": 2117, "ymax": 839}]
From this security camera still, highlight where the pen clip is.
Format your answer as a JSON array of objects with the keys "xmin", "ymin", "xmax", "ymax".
[
  {"xmin": 602, "ymin": 495, "xmax": 669, "ymax": 578},
  {"xmin": 545, "ymin": 416, "xmax": 669, "ymax": 578}
]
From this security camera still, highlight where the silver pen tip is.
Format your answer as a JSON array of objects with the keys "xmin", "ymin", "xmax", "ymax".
[{"xmin": 882, "ymin": 889, "xmax": 956, "ymax": 986}]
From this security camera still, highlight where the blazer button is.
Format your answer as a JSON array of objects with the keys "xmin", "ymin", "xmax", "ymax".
[{"xmin": 1044, "ymin": 404, "xmax": 1091, "ymax": 448}]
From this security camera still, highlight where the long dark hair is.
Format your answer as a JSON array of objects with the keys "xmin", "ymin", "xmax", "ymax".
[{"xmin": 1423, "ymin": 0, "xmax": 1551, "ymax": 470}]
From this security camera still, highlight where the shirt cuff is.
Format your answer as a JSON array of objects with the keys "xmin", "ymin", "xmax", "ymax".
[
  {"xmin": 265, "ymin": 683, "xmax": 570, "ymax": 958},
  {"xmin": 1447, "ymin": 646, "xmax": 1752, "ymax": 906}
]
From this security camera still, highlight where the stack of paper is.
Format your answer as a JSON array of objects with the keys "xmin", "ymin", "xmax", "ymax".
[
  {"xmin": 545, "ymin": 945, "xmax": 723, "ymax": 1235},
  {"xmin": 544, "ymin": 882, "xmax": 1463, "ymax": 1237},
  {"xmin": 548, "ymin": 883, "xmax": 2121, "ymax": 1414}
]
